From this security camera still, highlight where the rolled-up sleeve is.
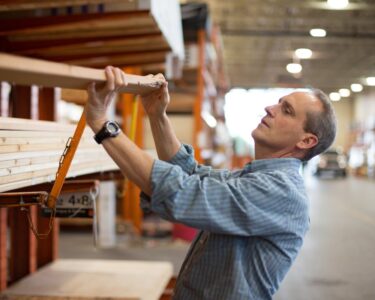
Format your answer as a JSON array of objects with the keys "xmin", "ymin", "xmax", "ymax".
[
  {"xmin": 146, "ymin": 159, "xmax": 306, "ymax": 237},
  {"xmin": 140, "ymin": 144, "xmax": 233, "ymax": 212},
  {"xmin": 168, "ymin": 143, "xmax": 234, "ymax": 179},
  {"xmin": 167, "ymin": 144, "xmax": 197, "ymax": 174}
]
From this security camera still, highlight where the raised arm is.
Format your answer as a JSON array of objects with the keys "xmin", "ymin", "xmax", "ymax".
[
  {"xmin": 140, "ymin": 74, "xmax": 181, "ymax": 161},
  {"xmin": 85, "ymin": 66, "xmax": 155, "ymax": 195}
]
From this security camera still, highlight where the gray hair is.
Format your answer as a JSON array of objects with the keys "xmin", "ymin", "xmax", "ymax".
[{"xmin": 302, "ymin": 89, "xmax": 337, "ymax": 161}]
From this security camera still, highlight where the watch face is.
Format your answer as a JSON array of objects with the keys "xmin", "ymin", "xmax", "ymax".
[{"xmin": 107, "ymin": 122, "xmax": 118, "ymax": 134}]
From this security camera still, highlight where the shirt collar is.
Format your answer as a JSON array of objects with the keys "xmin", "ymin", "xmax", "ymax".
[{"xmin": 244, "ymin": 157, "xmax": 302, "ymax": 173}]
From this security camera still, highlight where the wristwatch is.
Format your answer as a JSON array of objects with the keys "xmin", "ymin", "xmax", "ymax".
[{"xmin": 94, "ymin": 121, "xmax": 121, "ymax": 144}]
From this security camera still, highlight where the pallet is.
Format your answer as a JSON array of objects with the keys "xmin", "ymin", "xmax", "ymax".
[{"xmin": 2, "ymin": 259, "xmax": 173, "ymax": 300}]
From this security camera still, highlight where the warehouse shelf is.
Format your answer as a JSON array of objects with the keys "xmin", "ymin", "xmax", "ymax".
[{"xmin": 0, "ymin": 1, "xmax": 183, "ymax": 297}]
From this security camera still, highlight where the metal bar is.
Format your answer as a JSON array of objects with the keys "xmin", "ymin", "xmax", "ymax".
[
  {"xmin": 0, "ymin": 192, "xmax": 47, "ymax": 208},
  {"xmin": 47, "ymin": 109, "xmax": 87, "ymax": 208}
]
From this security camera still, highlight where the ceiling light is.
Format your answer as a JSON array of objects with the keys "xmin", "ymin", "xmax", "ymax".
[
  {"xmin": 201, "ymin": 111, "xmax": 217, "ymax": 128},
  {"xmin": 310, "ymin": 28, "xmax": 327, "ymax": 37},
  {"xmin": 286, "ymin": 63, "xmax": 302, "ymax": 74},
  {"xmin": 295, "ymin": 48, "xmax": 313, "ymax": 59},
  {"xmin": 339, "ymin": 88, "xmax": 351, "ymax": 97},
  {"xmin": 351, "ymin": 84, "xmax": 363, "ymax": 92},
  {"xmin": 329, "ymin": 92, "xmax": 341, "ymax": 101},
  {"xmin": 327, "ymin": 0, "xmax": 349, "ymax": 9},
  {"xmin": 366, "ymin": 77, "xmax": 375, "ymax": 86}
]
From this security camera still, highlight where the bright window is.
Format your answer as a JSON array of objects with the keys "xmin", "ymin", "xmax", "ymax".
[{"xmin": 224, "ymin": 88, "xmax": 301, "ymax": 155}]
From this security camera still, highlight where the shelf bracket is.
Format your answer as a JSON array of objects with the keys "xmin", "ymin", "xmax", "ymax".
[{"xmin": 0, "ymin": 191, "xmax": 48, "ymax": 208}]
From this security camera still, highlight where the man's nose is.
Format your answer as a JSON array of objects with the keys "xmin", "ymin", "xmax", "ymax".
[{"xmin": 265, "ymin": 105, "xmax": 276, "ymax": 117}]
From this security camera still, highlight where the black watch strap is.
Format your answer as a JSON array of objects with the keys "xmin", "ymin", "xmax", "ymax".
[{"xmin": 94, "ymin": 121, "xmax": 121, "ymax": 144}]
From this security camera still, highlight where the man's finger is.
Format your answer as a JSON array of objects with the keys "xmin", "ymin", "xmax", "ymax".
[
  {"xmin": 155, "ymin": 73, "xmax": 166, "ymax": 81},
  {"xmin": 87, "ymin": 82, "xmax": 96, "ymax": 97},
  {"xmin": 120, "ymin": 70, "xmax": 128, "ymax": 89},
  {"xmin": 105, "ymin": 66, "xmax": 115, "ymax": 92},
  {"xmin": 113, "ymin": 67, "xmax": 124, "ymax": 91}
]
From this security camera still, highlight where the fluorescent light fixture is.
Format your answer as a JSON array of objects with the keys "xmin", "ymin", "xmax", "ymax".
[
  {"xmin": 366, "ymin": 77, "xmax": 375, "ymax": 86},
  {"xmin": 329, "ymin": 92, "xmax": 341, "ymax": 101},
  {"xmin": 339, "ymin": 88, "xmax": 351, "ymax": 97},
  {"xmin": 351, "ymin": 83, "xmax": 363, "ymax": 92},
  {"xmin": 310, "ymin": 28, "xmax": 327, "ymax": 37},
  {"xmin": 201, "ymin": 111, "xmax": 217, "ymax": 128},
  {"xmin": 295, "ymin": 48, "xmax": 313, "ymax": 59},
  {"xmin": 286, "ymin": 63, "xmax": 302, "ymax": 74},
  {"xmin": 327, "ymin": 0, "xmax": 349, "ymax": 9}
]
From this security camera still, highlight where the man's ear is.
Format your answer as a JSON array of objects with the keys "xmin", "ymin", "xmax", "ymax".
[{"xmin": 296, "ymin": 133, "xmax": 318, "ymax": 150}]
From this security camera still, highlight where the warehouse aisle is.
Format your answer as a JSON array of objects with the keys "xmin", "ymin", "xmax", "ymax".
[
  {"xmin": 60, "ymin": 175, "xmax": 375, "ymax": 299},
  {"xmin": 275, "ymin": 175, "xmax": 375, "ymax": 300}
]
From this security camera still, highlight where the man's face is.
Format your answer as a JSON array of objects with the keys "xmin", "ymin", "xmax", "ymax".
[{"xmin": 252, "ymin": 92, "xmax": 322, "ymax": 154}]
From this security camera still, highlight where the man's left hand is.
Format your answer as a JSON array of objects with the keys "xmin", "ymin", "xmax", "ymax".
[{"xmin": 86, "ymin": 66, "xmax": 128, "ymax": 132}]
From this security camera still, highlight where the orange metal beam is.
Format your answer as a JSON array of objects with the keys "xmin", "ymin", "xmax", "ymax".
[
  {"xmin": 121, "ymin": 67, "xmax": 143, "ymax": 233},
  {"xmin": 47, "ymin": 109, "xmax": 86, "ymax": 208}
]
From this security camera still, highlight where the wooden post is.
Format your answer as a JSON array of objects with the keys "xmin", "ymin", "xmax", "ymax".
[
  {"xmin": 98, "ymin": 181, "xmax": 116, "ymax": 248},
  {"xmin": 8, "ymin": 206, "xmax": 38, "ymax": 283},
  {"xmin": 0, "ymin": 208, "xmax": 7, "ymax": 291},
  {"xmin": 0, "ymin": 81, "xmax": 11, "ymax": 117},
  {"xmin": 193, "ymin": 29, "xmax": 205, "ymax": 163},
  {"xmin": 38, "ymin": 87, "xmax": 57, "ymax": 121},
  {"xmin": 0, "ymin": 82, "xmax": 2, "ymax": 116},
  {"xmin": 98, "ymin": 99, "xmax": 117, "ymax": 248},
  {"xmin": 37, "ymin": 87, "xmax": 59, "ymax": 268},
  {"xmin": 0, "ymin": 83, "xmax": 9, "ymax": 290},
  {"xmin": 9, "ymin": 84, "xmax": 38, "ymax": 283}
]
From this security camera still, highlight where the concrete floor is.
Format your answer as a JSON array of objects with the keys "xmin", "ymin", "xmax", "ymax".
[{"xmin": 60, "ymin": 175, "xmax": 375, "ymax": 300}]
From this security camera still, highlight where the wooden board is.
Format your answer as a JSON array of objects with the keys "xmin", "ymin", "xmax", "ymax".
[
  {"xmin": 60, "ymin": 88, "xmax": 88, "ymax": 105},
  {"xmin": 0, "ymin": 148, "xmax": 103, "ymax": 162},
  {"xmin": 64, "ymin": 50, "xmax": 169, "ymax": 68},
  {"xmin": 0, "ymin": 117, "xmax": 124, "ymax": 192},
  {"xmin": 17, "ymin": 35, "xmax": 169, "ymax": 59},
  {"xmin": 0, "ymin": 161, "xmax": 118, "ymax": 192},
  {"xmin": 0, "ymin": 53, "xmax": 164, "ymax": 93},
  {"xmin": 2, "ymin": 259, "xmax": 173, "ymax": 300},
  {"xmin": 0, "ymin": 12, "xmax": 154, "ymax": 38},
  {"xmin": 0, "ymin": 117, "xmax": 81, "ymax": 132},
  {"xmin": 0, "ymin": 159, "xmax": 115, "ymax": 185},
  {"xmin": 0, "ymin": 141, "xmax": 96, "ymax": 154},
  {"xmin": 0, "ymin": 150, "xmax": 102, "ymax": 169}
]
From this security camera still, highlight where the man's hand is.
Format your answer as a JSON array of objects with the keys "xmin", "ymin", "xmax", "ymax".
[
  {"xmin": 86, "ymin": 66, "xmax": 128, "ymax": 132},
  {"xmin": 141, "ymin": 74, "xmax": 169, "ymax": 118},
  {"xmin": 140, "ymin": 74, "xmax": 181, "ymax": 161}
]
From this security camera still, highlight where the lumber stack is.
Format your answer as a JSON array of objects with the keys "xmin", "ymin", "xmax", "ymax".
[
  {"xmin": 0, "ymin": 117, "xmax": 118, "ymax": 193},
  {"xmin": 2, "ymin": 259, "xmax": 173, "ymax": 300},
  {"xmin": 0, "ymin": 0, "xmax": 184, "ymax": 68}
]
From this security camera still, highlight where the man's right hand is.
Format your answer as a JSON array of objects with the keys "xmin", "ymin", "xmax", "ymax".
[
  {"xmin": 141, "ymin": 74, "xmax": 170, "ymax": 118},
  {"xmin": 139, "ymin": 73, "xmax": 181, "ymax": 161}
]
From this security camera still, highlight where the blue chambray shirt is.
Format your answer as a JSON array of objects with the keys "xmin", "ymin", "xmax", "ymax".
[{"xmin": 141, "ymin": 144, "xmax": 310, "ymax": 300}]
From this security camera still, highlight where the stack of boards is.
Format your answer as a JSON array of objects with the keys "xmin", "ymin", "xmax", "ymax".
[{"xmin": 0, "ymin": 117, "xmax": 118, "ymax": 192}]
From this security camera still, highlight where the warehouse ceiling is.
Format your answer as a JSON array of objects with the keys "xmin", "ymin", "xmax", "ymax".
[{"xmin": 185, "ymin": 0, "xmax": 375, "ymax": 93}]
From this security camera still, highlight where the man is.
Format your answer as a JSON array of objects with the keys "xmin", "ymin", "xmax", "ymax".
[{"xmin": 86, "ymin": 66, "xmax": 336, "ymax": 300}]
